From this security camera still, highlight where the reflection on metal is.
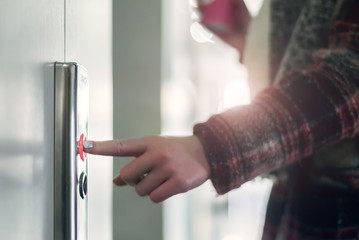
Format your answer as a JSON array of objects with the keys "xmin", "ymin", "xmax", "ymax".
[{"xmin": 54, "ymin": 62, "xmax": 89, "ymax": 240}]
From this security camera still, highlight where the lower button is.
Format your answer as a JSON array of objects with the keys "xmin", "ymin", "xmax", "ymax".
[{"xmin": 79, "ymin": 172, "xmax": 87, "ymax": 199}]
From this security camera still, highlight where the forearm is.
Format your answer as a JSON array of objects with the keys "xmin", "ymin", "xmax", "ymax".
[{"xmin": 194, "ymin": 21, "xmax": 359, "ymax": 194}]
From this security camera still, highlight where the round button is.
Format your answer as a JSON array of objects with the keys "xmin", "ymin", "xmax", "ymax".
[{"xmin": 79, "ymin": 172, "xmax": 87, "ymax": 199}]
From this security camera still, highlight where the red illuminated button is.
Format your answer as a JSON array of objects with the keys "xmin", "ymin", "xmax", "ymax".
[{"xmin": 79, "ymin": 133, "xmax": 85, "ymax": 161}]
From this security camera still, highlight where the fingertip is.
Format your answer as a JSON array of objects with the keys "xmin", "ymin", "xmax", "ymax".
[
  {"xmin": 113, "ymin": 175, "xmax": 126, "ymax": 186},
  {"xmin": 83, "ymin": 140, "xmax": 94, "ymax": 149},
  {"xmin": 149, "ymin": 192, "xmax": 164, "ymax": 203},
  {"xmin": 83, "ymin": 140, "xmax": 95, "ymax": 153}
]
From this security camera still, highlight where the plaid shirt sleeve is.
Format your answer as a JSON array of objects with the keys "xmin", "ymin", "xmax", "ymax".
[{"xmin": 193, "ymin": 21, "xmax": 359, "ymax": 195}]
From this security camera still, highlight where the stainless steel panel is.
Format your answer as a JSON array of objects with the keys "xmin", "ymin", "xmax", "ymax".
[
  {"xmin": 54, "ymin": 62, "xmax": 88, "ymax": 240},
  {"xmin": 0, "ymin": 1, "xmax": 63, "ymax": 239}
]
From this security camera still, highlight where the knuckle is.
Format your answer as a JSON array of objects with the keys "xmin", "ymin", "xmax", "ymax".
[
  {"xmin": 135, "ymin": 186, "xmax": 148, "ymax": 197},
  {"xmin": 149, "ymin": 193, "xmax": 162, "ymax": 203},
  {"xmin": 115, "ymin": 139, "xmax": 126, "ymax": 154},
  {"xmin": 162, "ymin": 164, "xmax": 176, "ymax": 176},
  {"xmin": 174, "ymin": 177, "xmax": 190, "ymax": 193},
  {"xmin": 157, "ymin": 148, "xmax": 171, "ymax": 160}
]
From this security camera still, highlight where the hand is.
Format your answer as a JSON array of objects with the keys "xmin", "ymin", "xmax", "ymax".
[{"xmin": 84, "ymin": 135, "xmax": 210, "ymax": 203}]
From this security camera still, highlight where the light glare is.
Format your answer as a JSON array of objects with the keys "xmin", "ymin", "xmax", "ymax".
[{"xmin": 190, "ymin": 22, "xmax": 214, "ymax": 43}]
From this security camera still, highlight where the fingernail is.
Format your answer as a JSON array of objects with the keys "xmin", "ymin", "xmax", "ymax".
[
  {"xmin": 113, "ymin": 175, "xmax": 127, "ymax": 186},
  {"xmin": 113, "ymin": 178, "xmax": 120, "ymax": 186},
  {"xmin": 83, "ymin": 141, "xmax": 94, "ymax": 149}
]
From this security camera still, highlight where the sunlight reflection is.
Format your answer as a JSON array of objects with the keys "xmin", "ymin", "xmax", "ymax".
[
  {"xmin": 244, "ymin": 0, "xmax": 264, "ymax": 17},
  {"xmin": 190, "ymin": 22, "xmax": 214, "ymax": 43}
]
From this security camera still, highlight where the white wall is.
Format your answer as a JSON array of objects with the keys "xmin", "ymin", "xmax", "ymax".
[{"xmin": 113, "ymin": 0, "xmax": 163, "ymax": 239}]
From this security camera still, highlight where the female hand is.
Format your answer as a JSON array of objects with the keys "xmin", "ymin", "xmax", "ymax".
[{"xmin": 84, "ymin": 135, "xmax": 210, "ymax": 203}]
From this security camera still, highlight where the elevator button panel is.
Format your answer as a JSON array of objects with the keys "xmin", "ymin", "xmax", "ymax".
[{"xmin": 54, "ymin": 62, "xmax": 89, "ymax": 240}]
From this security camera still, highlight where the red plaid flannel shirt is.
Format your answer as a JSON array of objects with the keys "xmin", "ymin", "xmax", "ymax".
[{"xmin": 194, "ymin": 0, "xmax": 359, "ymax": 239}]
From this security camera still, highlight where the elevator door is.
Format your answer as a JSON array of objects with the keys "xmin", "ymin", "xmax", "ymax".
[{"xmin": 0, "ymin": 0, "xmax": 112, "ymax": 239}]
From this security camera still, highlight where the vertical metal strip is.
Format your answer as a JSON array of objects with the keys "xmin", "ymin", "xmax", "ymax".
[
  {"xmin": 54, "ymin": 62, "xmax": 88, "ymax": 240},
  {"xmin": 54, "ymin": 62, "xmax": 77, "ymax": 240}
]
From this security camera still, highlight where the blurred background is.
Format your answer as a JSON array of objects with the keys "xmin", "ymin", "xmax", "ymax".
[
  {"xmin": 0, "ymin": 0, "xmax": 274, "ymax": 239},
  {"xmin": 113, "ymin": 0, "xmax": 272, "ymax": 239}
]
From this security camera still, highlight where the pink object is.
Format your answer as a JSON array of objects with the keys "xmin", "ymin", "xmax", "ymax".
[
  {"xmin": 198, "ymin": 0, "xmax": 251, "ymax": 62},
  {"xmin": 79, "ymin": 133, "xmax": 85, "ymax": 161},
  {"xmin": 199, "ymin": 0, "xmax": 237, "ymax": 33}
]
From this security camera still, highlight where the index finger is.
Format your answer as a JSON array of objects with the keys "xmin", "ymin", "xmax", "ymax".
[{"xmin": 84, "ymin": 138, "xmax": 147, "ymax": 157}]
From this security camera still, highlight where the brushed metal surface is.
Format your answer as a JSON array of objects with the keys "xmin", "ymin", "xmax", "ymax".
[
  {"xmin": 54, "ymin": 62, "xmax": 88, "ymax": 240},
  {"xmin": 0, "ymin": 1, "xmax": 64, "ymax": 239}
]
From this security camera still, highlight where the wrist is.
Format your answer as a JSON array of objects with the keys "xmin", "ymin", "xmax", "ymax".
[{"xmin": 190, "ymin": 135, "xmax": 211, "ymax": 179}]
